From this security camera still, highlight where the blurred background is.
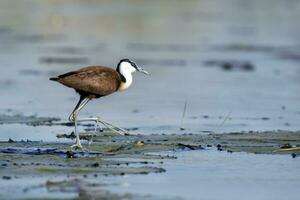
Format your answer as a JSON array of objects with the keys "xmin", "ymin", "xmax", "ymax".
[
  {"xmin": 0, "ymin": 0, "xmax": 300, "ymax": 140},
  {"xmin": 1, "ymin": 1, "xmax": 300, "ymax": 200}
]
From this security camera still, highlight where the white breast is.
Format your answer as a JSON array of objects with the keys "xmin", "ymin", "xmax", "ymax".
[
  {"xmin": 118, "ymin": 73, "xmax": 133, "ymax": 91},
  {"xmin": 117, "ymin": 61, "xmax": 135, "ymax": 91}
]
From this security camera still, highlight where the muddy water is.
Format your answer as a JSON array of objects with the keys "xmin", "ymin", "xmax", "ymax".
[{"xmin": 0, "ymin": 0, "xmax": 300, "ymax": 199}]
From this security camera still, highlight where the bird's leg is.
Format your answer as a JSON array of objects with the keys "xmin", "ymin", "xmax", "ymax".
[
  {"xmin": 69, "ymin": 97, "xmax": 90, "ymax": 150},
  {"xmin": 69, "ymin": 97, "xmax": 129, "ymax": 138},
  {"xmin": 69, "ymin": 97, "xmax": 89, "ymax": 122},
  {"xmin": 76, "ymin": 117, "xmax": 130, "ymax": 135},
  {"xmin": 95, "ymin": 118, "xmax": 104, "ymax": 132},
  {"xmin": 70, "ymin": 110, "xmax": 83, "ymax": 150},
  {"xmin": 96, "ymin": 118, "xmax": 130, "ymax": 135},
  {"xmin": 88, "ymin": 118, "xmax": 99, "ymax": 146}
]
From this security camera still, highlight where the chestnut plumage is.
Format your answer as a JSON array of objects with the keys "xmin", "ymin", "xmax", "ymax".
[
  {"xmin": 50, "ymin": 66, "xmax": 122, "ymax": 99},
  {"xmin": 50, "ymin": 59, "xmax": 149, "ymax": 149}
]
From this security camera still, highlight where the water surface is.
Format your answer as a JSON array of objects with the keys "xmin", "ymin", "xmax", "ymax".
[{"xmin": 0, "ymin": 0, "xmax": 299, "ymax": 199}]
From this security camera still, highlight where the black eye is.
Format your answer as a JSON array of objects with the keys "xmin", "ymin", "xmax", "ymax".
[{"xmin": 130, "ymin": 61, "xmax": 137, "ymax": 69}]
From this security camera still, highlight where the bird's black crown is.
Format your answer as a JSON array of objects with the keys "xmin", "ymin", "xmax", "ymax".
[{"xmin": 117, "ymin": 58, "xmax": 137, "ymax": 72}]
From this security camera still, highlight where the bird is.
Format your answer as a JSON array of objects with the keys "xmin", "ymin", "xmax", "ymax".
[{"xmin": 50, "ymin": 58, "xmax": 149, "ymax": 149}]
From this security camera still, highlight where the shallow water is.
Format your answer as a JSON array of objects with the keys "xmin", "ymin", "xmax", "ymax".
[
  {"xmin": 106, "ymin": 150, "xmax": 300, "ymax": 200},
  {"xmin": 2, "ymin": 150, "xmax": 298, "ymax": 200},
  {"xmin": 0, "ymin": 0, "xmax": 300, "ymax": 199},
  {"xmin": 0, "ymin": 0, "xmax": 300, "ymax": 141}
]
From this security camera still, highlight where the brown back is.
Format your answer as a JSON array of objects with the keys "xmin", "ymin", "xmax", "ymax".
[{"xmin": 57, "ymin": 66, "xmax": 122, "ymax": 96}]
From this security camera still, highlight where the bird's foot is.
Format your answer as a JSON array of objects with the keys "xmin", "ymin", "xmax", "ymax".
[
  {"xmin": 92, "ymin": 116, "xmax": 131, "ymax": 136},
  {"xmin": 70, "ymin": 143, "xmax": 87, "ymax": 151},
  {"xmin": 76, "ymin": 117, "xmax": 130, "ymax": 136}
]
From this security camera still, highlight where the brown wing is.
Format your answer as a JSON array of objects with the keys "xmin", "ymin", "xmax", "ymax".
[{"xmin": 57, "ymin": 66, "xmax": 121, "ymax": 96}]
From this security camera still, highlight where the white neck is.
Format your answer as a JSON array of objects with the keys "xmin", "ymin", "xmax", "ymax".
[{"xmin": 118, "ymin": 66, "xmax": 133, "ymax": 91}]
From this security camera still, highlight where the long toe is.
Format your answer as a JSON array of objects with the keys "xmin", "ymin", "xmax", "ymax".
[{"xmin": 70, "ymin": 143, "xmax": 84, "ymax": 151}]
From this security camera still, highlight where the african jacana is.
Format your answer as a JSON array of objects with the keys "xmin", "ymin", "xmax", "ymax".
[{"xmin": 50, "ymin": 59, "xmax": 149, "ymax": 149}]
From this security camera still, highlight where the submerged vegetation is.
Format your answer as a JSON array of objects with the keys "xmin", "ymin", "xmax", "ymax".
[
  {"xmin": 1, "ymin": 129, "xmax": 299, "ymax": 198},
  {"xmin": 2, "ymin": 130, "xmax": 299, "ymax": 178}
]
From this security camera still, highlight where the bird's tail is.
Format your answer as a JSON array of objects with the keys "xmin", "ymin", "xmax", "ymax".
[{"xmin": 49, "ymin": 77, "xmax": 59, "ymax": 81}]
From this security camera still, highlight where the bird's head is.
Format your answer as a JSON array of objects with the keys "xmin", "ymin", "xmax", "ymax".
[{"xmin": 117, "ymin": 59, "xmax": 149, "ymax": 75}]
